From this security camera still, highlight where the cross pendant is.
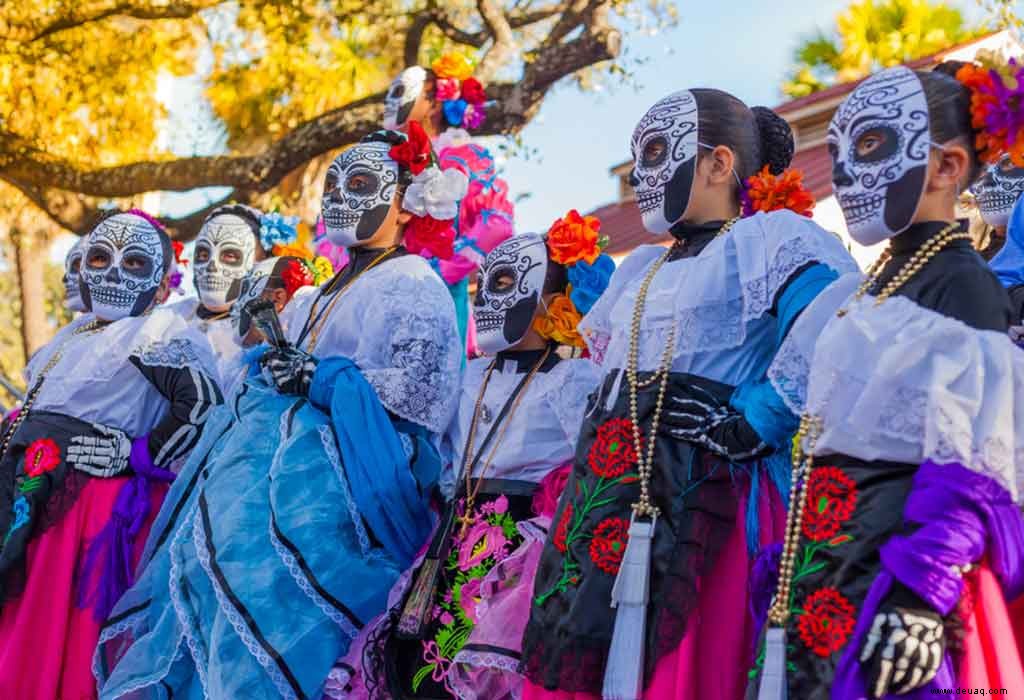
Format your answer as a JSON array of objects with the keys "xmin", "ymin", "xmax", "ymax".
[{"xmin": 457, "ymin": 510, "xmax": 475, "ymax": 538}]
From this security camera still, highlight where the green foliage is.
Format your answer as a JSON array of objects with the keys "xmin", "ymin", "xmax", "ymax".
[{"xmin": 783, "ymin": 0, "xmax": 988, "ymax": 98}]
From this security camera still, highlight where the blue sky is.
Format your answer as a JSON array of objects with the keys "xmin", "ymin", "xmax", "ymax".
[{"xmin": 147, "ymin": 0, "xmax": 990, "ymax": 237}]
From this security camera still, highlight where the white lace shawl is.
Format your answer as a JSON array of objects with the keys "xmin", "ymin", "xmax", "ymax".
[
  {"xmin": 28, "ymin": 307, "xmax": 218, "ymax": 438},
  {"xmin": 770, "ymin": 274, "xmax": 1024, "ymax": 502},
  {"xmin": 286, "ymin": 255, "xmax": 463, "ymax": 435},
  {"xmin": 579, "ymin": 210, "xmax": 858, "ymax": 380}
]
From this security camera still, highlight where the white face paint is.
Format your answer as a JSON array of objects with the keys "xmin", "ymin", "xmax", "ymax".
[
  {"xmin": 630, "ymin": 90, "xmax": 700, "ymax": 235},
  {"xmin": 828, "ymin": 67, "xmax": 931, "ymax": 245},
  {"xmin": 63, "ymin": 236, "xmax": 88, "ymax": 312},
  {"xmin": 81, "ymin": 213, "xmax": 166, "ymax": 321},
  {"xmin": 383, "ymin": 66, "xmax": 427, "ymax": 130},
  {"xmin": 474, "ymin": 233, "xmax": 549, "ymax": 354},
  {"xmin": 194, "ymin": 213, "xmax": 257, "ymax": 311},
  {"xmin": 321, "ymin": 139, "xmax": 400, "ymax": 247},
  {"xmin": 975, "ymin": 156, "xmax": 1024, "ymax": 228}
]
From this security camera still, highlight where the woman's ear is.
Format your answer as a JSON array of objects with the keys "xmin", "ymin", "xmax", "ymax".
[
  {"xmin": 928, "ymin": 140, "xmax": 971, "ymax": 193},
  {"xmin": 704, "ymin": 145, "xmax": 737, "ymax": 186}
]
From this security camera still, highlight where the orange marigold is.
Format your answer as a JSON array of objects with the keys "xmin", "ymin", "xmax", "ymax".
[
  {"xmin": 547, "ymin": 210, "xmax": 602, "ymax": 266},
  {"xmin": 273, "ymin": 222, "xmax": 314, "ymax": 259},
  {"xmin": 743, "ymin": 166, "xmax": 815, "ymax": 218},
  {"xmin": 533, "ymin": 294, "xmax": 584, "ymax": 347}
]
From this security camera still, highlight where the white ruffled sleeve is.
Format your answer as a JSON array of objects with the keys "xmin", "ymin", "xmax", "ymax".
[{"xmin": 542, "ymin": 358, "xmax": 602, "ymax": 451}]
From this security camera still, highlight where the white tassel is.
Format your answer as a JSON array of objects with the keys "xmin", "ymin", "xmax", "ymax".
[
  {"xmin": 602, "ymin": 514, "xmax": 654, "ymax": 700},
  {"xmin": 756, "ymin": 627, "xmax": 788, "ymax": 700}
]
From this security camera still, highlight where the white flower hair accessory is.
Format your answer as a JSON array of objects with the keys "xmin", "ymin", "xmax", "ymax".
[{"xmin": 402, "ymin": 166, "xmax": 469, "ymax": 222}]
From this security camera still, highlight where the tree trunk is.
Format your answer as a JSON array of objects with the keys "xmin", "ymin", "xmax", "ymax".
[{"xmin": 12, "ymin": 228, "xmax": 49, "ymax": 362}]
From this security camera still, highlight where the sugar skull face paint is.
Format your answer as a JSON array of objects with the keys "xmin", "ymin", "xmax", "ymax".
[
  {"xmin": 63, "ymin": 236, "xmax": 88, "ymax": 312},
  {"xmin": 321, "ymin": 140, "xmax": 400, "ymax": 247},
  {"xmin": 383, "ymin": 66, "xmax": 428, "ymax": 130},
  {"xmin": 828, "ymin": 67, "xmax": 931, "ymax": 245},
  {"xmin": 975, "ymin": 156, "xmax": 1024, "ymax": 229},
  {"xmin": 193, "ymin": 213, "xmax": 257, "ymax": 311},
  {"xmin": 80, "ymin": 213, "xmax": 166, "ymax": 321},
  {"xmin": 474, "ymin": 233, "xmax": 549, "ymax": 354},
  {"xmin": 630, "ymin": 90, "xmax": 700, "ymax": 235}
]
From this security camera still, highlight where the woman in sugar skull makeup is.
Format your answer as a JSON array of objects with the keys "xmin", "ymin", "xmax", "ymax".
[
  {"xmin": 94, "ymin": 131, "xmax": 465, "ymax": 700},
  {"xmin": 62, "ymin": 235, "xmax": 90, "ymax": 315},
  {"xmin": 0, "ymin": 210, "xmax": 222, "ymax": 700},
  {"xmin": 325, "ymin": 220, "xmax": 610, "ymax": 700},
  {"xmin": 985, "ymin": 161, "xmax": 1024, "ymax": 323},
  {"xmin": 519, "ymin": 89, "xmax": 857, "ymax": 700},
  {"xmin": 164, "ymin": 203, "xmax": 275, "ymax": 390},
  {"xmin": 749, "ymin": 62, "xmax": 1024, "ymax": 700},
  {"xmin": 378, "ymin": 55, "xmax": 514, "ymax": 354}
]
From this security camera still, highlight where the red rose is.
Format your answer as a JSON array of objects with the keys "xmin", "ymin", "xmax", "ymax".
[
  {"xmin": 589, "ymin": 517, "xmax": 629, "ymax": 574},
  {"xmin": 171, "ymin": 240, "xmax": 188, "ymax": 266},
  {"xmin": 24, "ymin": 438, "xmax": 60, "ymax": 478},
  {"xmin": 554, "ymin": 504, "xmax": 573, "ymax": 553},
  {"xmin": 588, "ymin": 418, "xmax": 640, "ymax": 479},
  {"xmin": 281, "ymin": 259, "xmax": 314, "ymax": 296},
  {"xmin": 389, "ymin": 120, "xmax": 432, "ymax": 175},
  {"xmin": 460, "ymin": 77, "xmax": 486, "ymax": 105},
  {"xmin": 801, "ymin": 466, "xmax": 857, "ymax": 542},
  {"xmin": 797, "ymin": 587, "xmax": 856, "ymax": 657},
  {"xmin": 404, "ymin": 215, "xmax": 455, "ymax": 260}
]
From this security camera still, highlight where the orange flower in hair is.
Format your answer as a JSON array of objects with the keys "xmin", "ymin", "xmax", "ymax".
[
  {"xmin": 742, "ymin": 166, "xmax": 815, "ymax": 218},
  {"xmin": 533, "ymin": 294, "xmax": 584, "ymax": 347},
  {"xmin": 547, "ymin": 210, "xmax": 602, "ymax": 266}
]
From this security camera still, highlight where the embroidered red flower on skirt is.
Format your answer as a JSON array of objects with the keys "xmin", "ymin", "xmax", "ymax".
[
  {"xmin": 24, "ymin": 438, "xmax": 60, "ymax": 478},
  {"xmin": 588, "ymin": 418, "xmax": 641, "ymax": 479},
  {"xmin": 554, "ymin": 504, "xmax": 573, "ymax": 553},
  {"xmin": 801, "ymin": 466, "xmax": 857, "ymax": 542},
  {"xmin": 589, "ymin": 517, "xmax": 629, "ymax": 574},
  {"xmin": 797, "ymin": 587, "xmax": 857, "ymax": 657}
]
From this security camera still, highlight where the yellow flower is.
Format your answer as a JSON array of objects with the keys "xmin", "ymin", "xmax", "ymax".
[
  {"xmin": 432, "ymin": 52, "xmax": 475, "ymax": 81},
  {"xmin": 312, "ymin": 256, "xmax": 334, "ymax": 284},
  {"xmin": 533, "ymin": 294, "xmax": 584, "ymax": 348}
]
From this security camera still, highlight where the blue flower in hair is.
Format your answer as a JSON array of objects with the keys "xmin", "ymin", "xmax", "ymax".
[
  {"xmin": 568, "ymin": 253, "xmax": 615, "ymax": 315},
  {"xmin": 259, "ymin": 212, "xmax": 299, "ymax": 251},
  {"xmin": 443, "ymin": 99, "xmax": 469, "ymax": 128}
]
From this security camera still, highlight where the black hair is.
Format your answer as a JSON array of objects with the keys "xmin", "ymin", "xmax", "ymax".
[
  {"xmin": 87, "ymin": 208, "xmax": 173, "ymax": 274},
  {"xmin": 202, "ymin": 203, "xmax": 268, "ymax": 255},
  {"xmin": 361, "ymin": 130, "xmax": 415, "ymax": 187},
  {"xmin": 543, "ymin": 260, "xmax": 568, "ymax": 295},
  {"xmin": 917, "ymin": 61, "xmax": 982, "ymax": 189},
  {"xmin": 692, "ymin": 88, "xmax": 795, "ymax": 193}
]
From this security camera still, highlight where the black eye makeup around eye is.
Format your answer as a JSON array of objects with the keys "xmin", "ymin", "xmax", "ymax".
[
  {"xmin": 641, "ymin": 137, "xmax": 669, "ymax": 167},
  {"xmin": 852, "ymin": 125, "xmax": 900, "ymax": 164},
  {"xmin": 346, "ymin": 171, "xmax": 380, "ymax": 194},
  {"xmin": 487, "ymin": 266, "xmax": 517, "ymax": 293}
]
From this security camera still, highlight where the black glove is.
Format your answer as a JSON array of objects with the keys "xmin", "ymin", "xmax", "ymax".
[
  {"xmin": 67, "ymin": 423, "xmax": 133, "ymax": 478},
  {"xmin": 658, "ymin": 381, "xmax": 771, "ymax": 462},
  {"xmin": 261, "ymin": 347, "xmax": 318, "ymax": 396},
  {"xmin": 859, "ymin": 583, "xmax": 945, "ymax": 698}
]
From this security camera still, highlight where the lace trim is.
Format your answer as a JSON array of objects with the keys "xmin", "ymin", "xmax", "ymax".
[
  {"xmin": 192, "ymin": 504, "xmax": 299, "ymax": 700},
  {"xmin": 132, "ymin": 337, "xmax": 202, "ymax": 369},
  {"xmin": 317, "ymin": 425, "xmax": 372, "ymax": 556},
  {"xmin": 321, "ymin": 662, "xmax": 355, "ymax": 699},
  {"xmin": 167, "ymin": 506, "xmax": 212, "ymax": 700},
  {"xmin": 92, "ymin": 608, "xmax": 148, "ymax": 687},
  {"xmin": 267, "ymin": 515, "xmax": 361, "ymax": 641},
  {"xmin": 766, "ymin": 336, "xmax": 811, "ymax": 416}
]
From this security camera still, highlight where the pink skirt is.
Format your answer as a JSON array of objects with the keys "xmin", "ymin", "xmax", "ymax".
[
  {"xmin": 0, "ymin": 477, "xmax": 165, "ymax": 700},
  {"xmin": 959, "ymin": 563, "xmax": 1024, "ymax": 691},
  {"xmin": 524, "ymin": 482, "xmax": 786, "ymax": 700}
]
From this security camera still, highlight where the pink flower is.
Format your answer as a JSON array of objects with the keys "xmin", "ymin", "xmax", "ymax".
[
  {"xmin": 458, "ymin": 522, "xmax": 507, "ymax": 569},
  {"xmin": 440, "ymin": 611, "xmax": 454, "ymax": 626},
  {"xmin": 492, "ymin": 495, "xmax": 508, "ymax": 514},
  {"xmin": 459, "ymin": 578, "xmax": 483, "ymax": 623},
  {"xmin": 443, "ymin": 590, "xmax": 453, "ymax": 604},
  {"xmin": 461, "ymin": 103, "xmax": 485, "ymax": 130},
  {"xmin": 435, "ymin": 78, "xmax": 461, "ymax": 101}
]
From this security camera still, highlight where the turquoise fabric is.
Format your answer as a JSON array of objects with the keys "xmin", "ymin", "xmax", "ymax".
[{"xmin": 96, "ymin": 372, "xmax": 439, "ymax": 700}]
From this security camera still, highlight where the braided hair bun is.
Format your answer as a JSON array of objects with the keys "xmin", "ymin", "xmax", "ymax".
[{"xmin": 752, "ymin": 106, "xmax": 795, "ymax": 175}]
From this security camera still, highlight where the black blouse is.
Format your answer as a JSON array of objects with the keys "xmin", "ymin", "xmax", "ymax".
[{"xmin": 871, "ymin": 221, "xmax": 1012, "ymax": 332}]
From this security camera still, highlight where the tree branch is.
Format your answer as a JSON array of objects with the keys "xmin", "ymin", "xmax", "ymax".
[
  {"xmin": 0, "ymin": 1, "xmax": 219, "ymax": 42},
  {"xmin": 476, "ymin": 0, "xmax": 518, "ymax": 81}
]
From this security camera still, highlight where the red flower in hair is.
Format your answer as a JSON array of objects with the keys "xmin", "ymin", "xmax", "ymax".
[
  {"xmin": 281, "ymin": 259, "xmax": 314, "ymax": 296},
  {"xmin": 171, "ymin": 240, "xmax": 188, "ymax": 266},
  {"xmin": 404, "ymin": 215, "xmax": 455, "ymax": 260},
  {"xmin": 742, "ymin": 166, "xmax": 815, "ymax": 218},
  {"xmin": 460, "ymin": 78, "xmax": 487, "ymax": 105},
  {"xmin": 389, "ymin": 121, "xmax": 433, "ymax": 175}
]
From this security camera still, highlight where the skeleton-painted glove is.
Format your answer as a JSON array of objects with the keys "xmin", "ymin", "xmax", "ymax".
[
  {"xmin": 261, "ymin": 346, "xmax": 318, "ymax": 396},
  {"xmin": 67, "ymin": 423, "xmax": 133, "ymax": 478},
  {"xmin": 859, "ymin": 583, "xmax": 946, "ymax": 698},
  {"xmin": 657, "ymin": 381, "xmax": 771, "ymax": 462}
]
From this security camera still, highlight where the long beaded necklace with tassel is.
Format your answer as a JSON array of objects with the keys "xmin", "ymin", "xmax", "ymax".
[
  {"xmin": 757, "ymin": 221, "xmax": 968, "ymax": 700},
  {"xmin": 602, "ymin": 216, "xmax": 739, "ymax": 700}
]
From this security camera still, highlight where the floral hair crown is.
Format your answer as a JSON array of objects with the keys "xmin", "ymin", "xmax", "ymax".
[
  {"xmin": 533, "ymin": 210, "xmax": 615, "ymax": 349},
  {"xmin": 168, "ymin": 240, "xmax": 189, "ymax": 295},
  {"xmin": 956, "ymin": 52, "xmax": 1024, "ymax": 167},
  {"xmin": 270, "ymin": 220, "xmax": 335, "ymax": 287},
  {"xmin": 431, "ymin": 52, "xmax": 488, "ymax": 131},
  {"xmin": 741, "ymin": 166, "xmax": 815, "ymax": 218},
  {"xmin": 389, "ymin": 121, "xmax": 469, "ymax": 261},
  {"xmin": 259, "ymin": 211, "xmax": 300, "ymax": 252}
]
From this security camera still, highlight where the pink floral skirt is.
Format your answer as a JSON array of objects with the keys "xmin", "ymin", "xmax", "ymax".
[{"xmin": 0, "ymin": 477, "xmax": 165, "ymax": 700}]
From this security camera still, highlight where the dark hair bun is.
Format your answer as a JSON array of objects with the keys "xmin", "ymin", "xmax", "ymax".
[
  {"xmin": 753, "ymin": 106, "xmax": 795, "ymax": 175},
  {"xmin": 932, "ymin": 60, "xmax": 968, "ymax": 80}
]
